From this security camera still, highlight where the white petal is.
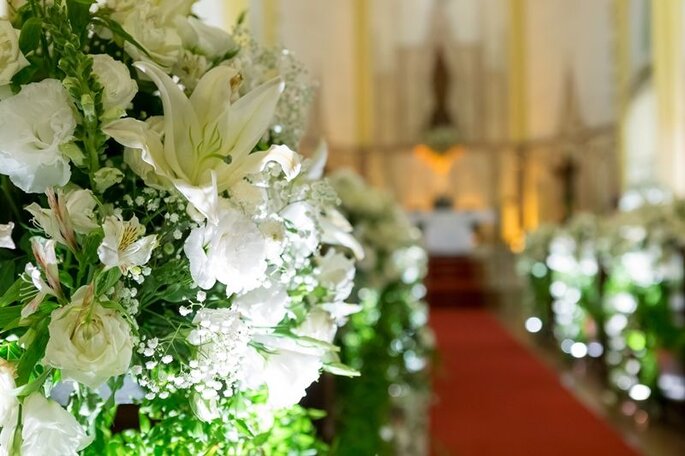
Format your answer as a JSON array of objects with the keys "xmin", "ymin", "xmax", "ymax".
[
  {"xmin": 221, "ymin": 77, "xmax": 284, "ymax": 163},
  {"xmin": 0, "ymin": 222, "xmax": 15, "ymax": 249}
]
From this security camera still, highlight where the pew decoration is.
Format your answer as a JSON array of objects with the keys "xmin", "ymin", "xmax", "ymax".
[
  {"xmin": 329, "ymin": 170, "xmax": 435, "ymax": 456},
  {"xmin": 520, "ymin": 200, "xmax": 685, "ymax": 415}
]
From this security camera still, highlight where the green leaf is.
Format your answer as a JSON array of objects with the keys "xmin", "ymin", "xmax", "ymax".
[
  {"xmin": 322, "ymin": 362, "xmax": 360, "ymax": 377},
  {"xmin": 232, "ymin": 419, "xmax": 254, "ymax": 438},
  {"xmin": 13, "ymin": 367, "xmax": 52, "ymax": 398},
  {"xmin": 66, "ymin": 0, "xmax": 95, "ymax": 35},
  {"xmin": 18, "ymin": 18, "xmax": 42, "ymax": 55},
  {"xmin": 10, "ymin": 62, "xmax": 39, "ymax": 87},
  {"xmin": 0, "ymin": 278, "xmax": 22, "ymax": 308},
  {"xmin": 0, "ymin": 260, "xmax": 16, "ymax": 296},
  {"xmin": 16, "ymin": 323, "xmax": 49, "ymax": 385},
  {"xmin": 0, "ymin": 306, "xmax": 21, "ymax": 327},
  {"xmin": 95, "ymin": 268, "xmax": 121, "ymax": 297}
]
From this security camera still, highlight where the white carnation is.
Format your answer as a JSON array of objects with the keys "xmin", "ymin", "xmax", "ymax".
[
  {"xmin": 44, "ymin": 286, "xmax": 134, "ymax": 388},
  {"xmin": 0, "ymin": 79, "xmax": 76, "ymax": 193},
  {"xmin": 184, "ymin": 208, "xmax": 268, "ymax": 296},
  {"xmin": 234, "ymin": 280, "xmax": 289, "ymax": 327},
  {"xmin": 0, "ymin": 20, "xmax": 28, "ymax": 85},
  {"xmin": 20, "ymin": 393, "xmax": 91, "ymax": 456}
]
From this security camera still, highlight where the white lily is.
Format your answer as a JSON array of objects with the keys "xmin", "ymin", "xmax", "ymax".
[{"xmin": 104, "ymin": 61, "xmax": 301, "ymax": 222}]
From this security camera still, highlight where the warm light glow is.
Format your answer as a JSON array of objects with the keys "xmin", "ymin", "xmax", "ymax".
[{"xmin": 413, "ymin": 144, "xmax": 466, "ymax": 176}]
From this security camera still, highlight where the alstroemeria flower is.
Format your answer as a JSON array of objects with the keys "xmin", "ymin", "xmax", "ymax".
[
  {"xmin": 26, "ymin": 187, "xmax": 99, "ymax": 250},
  {"xmin": 0, "ymin": 223, "xmax": 14, "ymax": 249},
  {"xmin": 22, "ymin": 238, "xmax": 62, "ymax": 318},
  {"xmin": 97, "ymin": 215, "xmax": 157, "ymax": 272},
  {"xmin": 104, "ymin": 61, "xmax": 301, "ymax": 222}
]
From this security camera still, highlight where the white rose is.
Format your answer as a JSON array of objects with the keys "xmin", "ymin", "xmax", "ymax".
[
  {"xmin": 21, "ymin": 392, "xmax": 91, "ymax": 456},
  {"xmin": 316, "ymin": 250, "xmax": 356, "ymax": 302},
  {"xmin": 0, "ymin": 362, "xmax": 19, "ymax": 456},
  {"xmin": 43, "ymin": 286, "xmax": 134, "ymax": 388},
  {"xmin": 0, "ymin": 20, "xmax": 28, "ymax": 86},
  {"xmin": 184, "ymin": 208, "xmax": 268, "ymax": 296},
  {"xmin": 0, "ymin": 223, "xmax": 15, "ymax": 249},
  {"xmin": 0, "ymin": 79, "xmax": 76, "ymax": 193},
  {"xmin": 177, "ymin": 16, "xmax": 235, "ymax": 60},
  {"xmin": 91, "ymin": 54, "xmax": 138, "ymax": 118}
]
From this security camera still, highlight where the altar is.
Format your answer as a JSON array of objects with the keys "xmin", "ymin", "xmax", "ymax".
[{"xmin": 410, "ymin": 209, "xmax": 496, "ymax": 256}]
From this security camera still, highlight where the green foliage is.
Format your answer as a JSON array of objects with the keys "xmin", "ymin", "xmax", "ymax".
[
  {"xmin": 334, "ymin": 282, "xmax": 432, "ymax": 456},
  {"xmin": 87, "ymin": 392, "xmax": 328, "ymax": 456}
]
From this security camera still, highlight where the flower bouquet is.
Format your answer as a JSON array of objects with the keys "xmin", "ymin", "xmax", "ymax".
[{"xmin": 0, "ymin": 1, "xmax": 362, "ymax": 454}]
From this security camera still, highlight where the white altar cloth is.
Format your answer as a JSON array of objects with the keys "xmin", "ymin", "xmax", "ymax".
[{"xmin": 410, "ymin": 210, "xmax": 495, "ymax": 255}]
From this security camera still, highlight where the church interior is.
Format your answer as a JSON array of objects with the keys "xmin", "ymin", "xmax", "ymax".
[
  {"xmin": 222, "ymin": 0, "xmax": 685, "ymax": 454},
  {"xmin": 1, "ymin": 0, "xmax": 685, "ymax": 455}
]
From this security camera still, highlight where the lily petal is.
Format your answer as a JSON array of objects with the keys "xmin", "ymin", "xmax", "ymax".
[
  {"xmin": 218, "ymin": 144, "xmax": 301, "ymax": 190},
  {"xmin": 222, "ymin": 77, "xmax": 284, "ymax": 163},
  {"xmin": 190, "ymin": 65, "xmax": 236, "ymax": 129},
  {"xmin": 104, "ymin": 118, "xmax": 171, "ymax": 182},
  {"xmin": 174, "ymin": 171, "xmax": 220, "ymax": 224},
  {"xmin": 134, "ymin": 61, "xmax": 197, "ymax": 182}
]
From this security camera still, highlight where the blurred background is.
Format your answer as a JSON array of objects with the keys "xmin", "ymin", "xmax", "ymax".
[{"xmin": 192, "ymin": 0, "xmax": 656, "ymax": 250}]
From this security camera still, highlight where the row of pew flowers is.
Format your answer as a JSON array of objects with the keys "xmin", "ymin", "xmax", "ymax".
[{"xmin": 520, "ymin": 195, "xmax": 685, "ymax": 415}]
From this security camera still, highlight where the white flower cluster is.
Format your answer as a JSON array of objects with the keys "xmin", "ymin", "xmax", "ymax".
[
  {"xmin": 0, "ymin": 1, "xmax": 360, "ymax": 452},
  {"xmin": 330, "ymin": 169, "xmax": 426, "ymax": 287}
]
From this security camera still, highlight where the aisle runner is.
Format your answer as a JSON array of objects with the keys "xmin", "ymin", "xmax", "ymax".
[{"xmin": 430, "ymin": 308, "xmax": 639, "ymax": 456}]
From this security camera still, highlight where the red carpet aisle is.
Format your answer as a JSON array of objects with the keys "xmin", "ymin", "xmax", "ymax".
[{"xmin": 430, "ymin": 308, "xmax": 639, "ymax": 456}]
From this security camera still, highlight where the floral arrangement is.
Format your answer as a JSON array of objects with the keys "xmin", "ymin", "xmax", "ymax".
[
  {"xmin": 0, "ymin": 1, "xmax": 363, "ymax": 454},
  {"xmin": 328, "ymin": 170, "xmax": 434, "ymax": 456},
  {"xmin": 521, "ymin": 202, "xmax": 685, "ymax": 408}
]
